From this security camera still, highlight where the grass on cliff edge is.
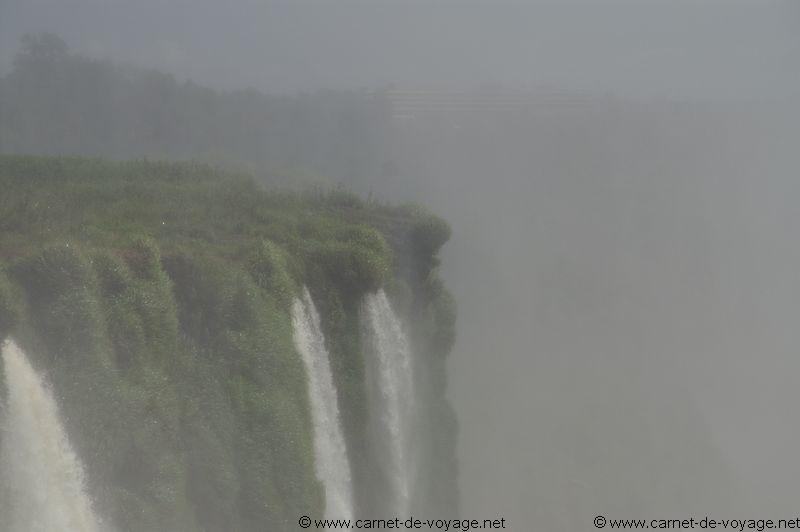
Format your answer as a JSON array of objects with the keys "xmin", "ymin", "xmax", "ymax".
[{"xmin": 0, "ymin": 155, "xmax": 443, "ymax": 271}]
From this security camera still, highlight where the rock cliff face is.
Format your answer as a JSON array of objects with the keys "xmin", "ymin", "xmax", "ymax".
[{"xmin": 0, "ymin": 155, "xmax": 458, "ymax": 531}]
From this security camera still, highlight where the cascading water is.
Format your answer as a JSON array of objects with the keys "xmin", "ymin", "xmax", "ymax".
[
  {"xmin": 0, "ymin": 339, "xmax": 101, "ymax": 532},
  {"xmin": 292, "ymin": 287, "xmax": 354, "ymax": 523},
  {"xmin": 361, "ymin": 289, "xmax": 415, "ymax": 517}
]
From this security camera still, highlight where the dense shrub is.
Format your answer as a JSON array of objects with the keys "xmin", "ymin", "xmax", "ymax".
[
  {"xmin": 410, "ymin": 215, "xmax": 451, "ymax": 257},
  {"xmin": 246, "ymin": 239, "xmax": 296, "ymax": 308},
  {"xmin": 0, "ymin": 270, "xmax": 20, "ymax": 338}
]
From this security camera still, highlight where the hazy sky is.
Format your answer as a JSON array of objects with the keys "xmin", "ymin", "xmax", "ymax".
[{"xmin": 2, "ymin": 0, "xmax": 798, "ymax": 100}]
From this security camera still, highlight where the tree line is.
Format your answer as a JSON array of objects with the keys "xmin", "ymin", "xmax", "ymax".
[{"xmin": 0, "ymin": 33, "xmax": 390, "ymax": 189}]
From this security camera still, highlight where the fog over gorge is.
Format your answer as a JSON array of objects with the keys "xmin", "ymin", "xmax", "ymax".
[{"xmin": 0, "ymin": 1, "xmax": 799, "ymax": 531}]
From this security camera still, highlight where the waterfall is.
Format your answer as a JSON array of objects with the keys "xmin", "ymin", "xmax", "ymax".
[
  {"xmin": 361, "ymin": 289, "xmax": 415, "ymax": 517},
  {"xmin": 0, "ymin": 339, "xmax": 101, "ymax": 532},
  {"xmin": 292, "ymin": 287, "xmax": 354, "ymax": 523}
]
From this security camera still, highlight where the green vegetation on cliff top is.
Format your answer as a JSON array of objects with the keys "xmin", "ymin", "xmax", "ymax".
[{"xmin": 0, "ymin": 155, "xmax": 454, "ymax": 531}]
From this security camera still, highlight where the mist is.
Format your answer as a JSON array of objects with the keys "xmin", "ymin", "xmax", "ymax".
[
  {"xmin": 384, "ymin": 100, "xmax": 800, "ymax": 525},
  {"xmin": 1, "ymin": 0, "xmax": 799, "ymax": 530}
]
